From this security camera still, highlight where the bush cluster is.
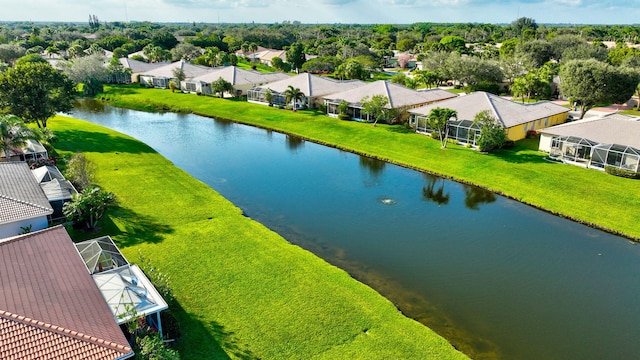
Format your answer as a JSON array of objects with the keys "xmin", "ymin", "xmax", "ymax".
[{"xmin": 605, "ymin": 166, "xmax": 640, "ymax": 179}]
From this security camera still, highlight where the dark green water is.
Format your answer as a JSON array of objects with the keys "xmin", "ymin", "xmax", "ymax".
[{"xmin": 71, "ymin": 100, "xmax": 640, "ymax": 360}]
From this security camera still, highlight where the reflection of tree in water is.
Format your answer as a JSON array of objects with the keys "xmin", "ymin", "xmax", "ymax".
[
  {"xmin": 463, "ymin": 185, "xmax": 496, "ymax": 210},
  {"xmin": 359, "ymin": 156, "xmax": 386, "ymax": 179},
  {"xmin": 213, "ymin": 118, "xmax": 234, "ymax": 133},
  {"xmin": 73, "ymin": 98, "xmax": 106, "ymax": 113},
  {"xmin": 286, "ymin": 135, "xmax": 304, "ymax": 151},
  {"xmin": 421, "ymin": 173, "xmax": 450, "ymax": 205}
]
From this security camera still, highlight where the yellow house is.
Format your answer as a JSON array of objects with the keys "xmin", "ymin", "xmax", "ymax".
[{"xmin": 409, "ymin": 91, "xmax": 569, "ymax": 143}]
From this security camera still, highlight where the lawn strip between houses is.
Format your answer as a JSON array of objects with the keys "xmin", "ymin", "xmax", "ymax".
[
  {"xmin": 99, "ymin": 85, "xmax": 640, "ymax": 240},
  {"xmin": 50, "ymin": 116, "xmax": 468, "ymax": 360}
]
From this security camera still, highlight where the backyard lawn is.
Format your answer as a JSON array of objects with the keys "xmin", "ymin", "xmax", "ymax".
[
  {"xmin": 98, "ymin": 85, "xmax": 640, "ymax": 240},
  {"xmin": 50, "ymin": 116, "xmax": 468, "ymax": 360}
]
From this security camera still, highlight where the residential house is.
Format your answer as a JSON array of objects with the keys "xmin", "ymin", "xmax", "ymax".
[
  {"xmin": 139, "ymin": 60, "xmax": 211, "ymax": 88},
  {"xmin": 324, "ymin": 81, "xmax": 457, "ymax": 122},
  {"xmin": 248, "ymin": 73, "xmax": 366, "ymax": 109},
  {"xmin": 0, "ymin": 226, "xmax": 134, "ymax": 359},
  {"xmin": 109, "ymin": 57, "xmax": 168, "ymax": 84},
  {"xmin": 0, "ymin": 139, "xmax": 48, "ymax": 162},
  {"xmin": 31, "ymin": 165, "xmax": 78, "ymax": 221},
  {"xmin": 0, "ymin": 162, "xmax": 53, "ymax": 239},
  {"xmin": 538, "ymin": 113, "xmax": 640, "ymax": 173},
  {"xmin": 75, "ymin": 236, "xmax": 169, "ymax": 337},
  {"xmin": 182, "ymin": 66, "xmax": 289, "ymax": 96},
  {"xmin": 409, "ymin": 92, "xmax": 569, "ymax": 143}
]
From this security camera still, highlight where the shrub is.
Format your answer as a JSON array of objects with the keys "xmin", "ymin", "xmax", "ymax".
[
  {"xmin": 338, "ymin": 113, "xmax": 352, "ymax": 121},
  {"xmin": 64, "ymin": 152, "xmax": 95, "ymax": 191},
  {"xmin": 605, "ymin": 166, "xmax": 640, "ymax": 179}
]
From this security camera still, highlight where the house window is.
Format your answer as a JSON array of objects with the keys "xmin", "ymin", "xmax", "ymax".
[{"xmin": 544, "ymin": 117, "xmax": 549, "ymax": 126}]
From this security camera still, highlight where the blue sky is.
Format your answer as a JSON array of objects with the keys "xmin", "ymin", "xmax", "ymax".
[{"xmin": 0, "ymin": 0, "xmax": 637, "ymax": 25}]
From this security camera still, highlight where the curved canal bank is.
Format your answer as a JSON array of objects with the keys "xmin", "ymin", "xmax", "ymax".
[
  {"xmin": 51, "ymin": 114, "xmax": 469, "ymax": 360},
  {"xmin": 68, "ymin": 100, "xmax": 640, "ymax": 360},
  {"xmin": 97, "ymin": 86, "xmax": 640, "ymax": 241}
]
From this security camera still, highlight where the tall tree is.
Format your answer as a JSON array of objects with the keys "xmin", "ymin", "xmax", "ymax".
[
  {"xmin": 0, "ymin": 115, "xmax": 35, "ymax": 160},
  {"xmin": 211, "ymin": 77, "xmax": 234, "ymax": 98},
  {"xmin": 0, "ymin": 60, "xmax": 75, "ymax": 128},
  {"xmin": 62, "ymin": 53, "xmax": 109, "ymax": 96},
  {"xmin": 286, "ymin": 42, "xmax": 306, "ymax": 73},
  {"xmin": 560, "ymin": 59, "xmax": 640, "ymax": 119},
  {"xmin": 473, "ymin": 110, "xmax": 506, "ymax": 152},
  {"xmin": 284, "ymin": 85, "xmax": 305, "ymax": 110},
  {"xmin": 427, "ymin": 107, "xmax": 457, "ymax": 148},
  {"xmin": 360, "ymin": 94, "xmax": 389, "ymax": 126}
]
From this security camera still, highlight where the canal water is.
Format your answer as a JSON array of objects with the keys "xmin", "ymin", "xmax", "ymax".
[{"xmin": 71, "ymin": 100, "xmax": 640, "ymax": 360}]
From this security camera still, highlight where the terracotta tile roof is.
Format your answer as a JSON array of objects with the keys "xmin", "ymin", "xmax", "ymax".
[
  {"xmin": 0, "ymin": 226, "xmax": 133, "ymax": 359},
  {"xmin": 0, "ymin": 162, "xmax": 53, "ymax": 225},
  {"xmin": 0, "ymin": 310, "xmax": 133, "ymax": 360}
]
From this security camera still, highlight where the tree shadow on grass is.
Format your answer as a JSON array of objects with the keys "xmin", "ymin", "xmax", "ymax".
[
  {"xmin": 384, "ymin": 125, "xmax": 416, "ymax": 134},
  {"xmin": 166, "ymin": 301, "xmax": 235, "ymax": 360},
  {"xmin": 107, "ymin": 206, "xmax": 175, "ymax": 248},
  {"xmin": 53, "ymin": 129, "xmax": 156, "ymax": 154},
  {"xmin": 65, "ymin": 206, "xmax": 173, "ymax": 245},
  {"xmin": 488, "ymin": 149, "xmax": 548, "ymax": 164},
  {"xmin": 206, "ymin": 320, "xmax": 257, "ymax": 360}
]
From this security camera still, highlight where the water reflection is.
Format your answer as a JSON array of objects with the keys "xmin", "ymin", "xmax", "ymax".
[
  {"xmin": 286, "ymin": 135, "xmax": 305, "ymax": 151},
  {"xmin": 464, "ymin": 185, "xmax": 497, "ymax": 210},
  {"xmin": 421, "ymin": 173, "xmax": 450, "ymax": 205}
]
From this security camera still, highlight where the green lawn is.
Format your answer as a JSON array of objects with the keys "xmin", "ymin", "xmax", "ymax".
[
  {"xmin": 98, "ymin": 85, "xmax": 640, "ymax": 240},
  {"xmin": 50, "ymin": 117, "xmax": 468, "ymax": 360}
]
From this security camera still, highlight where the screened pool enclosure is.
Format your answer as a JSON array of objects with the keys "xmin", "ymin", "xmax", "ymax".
[
  {"xmin": 549, "ymin": 136, "xmax": 640, "ymax": 173},
  {"xmin": 414, "ymin": 116, "xmax": 482, "ymax": 146}
]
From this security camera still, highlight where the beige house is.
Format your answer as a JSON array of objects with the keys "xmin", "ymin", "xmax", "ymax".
[
  {"xmin": 248, "ymin": 73, "xmax": 366, "ymax": 109},
  {"xmin": 409, "ymin": 92, "xmax": 569, "ymax": 143},
  {"xmin": 182, "ymin": 66, "xmax": 289, "ymax": 96},
  {"xmin": 139, "ymin": 60, "xmax": 211, "ymax": 88},
  {"xmin": 538, "ymin": 113, "xmax": 640, "ymax": 173},
  {"xmin": 324, "ymin": 81, "xmax": 457, "ymax": 122}
]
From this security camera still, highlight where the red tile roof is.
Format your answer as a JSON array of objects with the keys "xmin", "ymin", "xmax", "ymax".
[
  {"xmin": 0, "ymin": 226, "xmax": 133, "ymax": 359},
  {"xmin": 0, "ymin": 310, "xmax": 132, "ymax": 360}
]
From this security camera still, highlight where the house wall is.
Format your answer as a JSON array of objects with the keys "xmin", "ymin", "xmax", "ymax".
[
  {"xmin": 505, "ymin": 112, "xmax": 568, "ymax": 141},
  {"xmin": 0, "ymin": 217, "xmax": 49, "ymax": 239},
  {"xmin": 538, "ymin": 134, "xmax": 554, "ymax": 152}
]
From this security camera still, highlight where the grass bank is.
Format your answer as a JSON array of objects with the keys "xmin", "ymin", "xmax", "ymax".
[
  {"xmin": 50, "ymin": 116, "xmax": 468, "ymax": 360},
  {"xmin": 99, "ymin": 85, "xmax": 640, "ymax": 240}
]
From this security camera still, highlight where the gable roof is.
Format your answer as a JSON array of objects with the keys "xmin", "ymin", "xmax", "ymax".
[
  {"xmin": 0, "ymin": 162, "xmax": 53, "ymax": 225},
  {"xmin": 409, "ymin": 92, "xmax": 569, "ymax": 128},
  {"xmin": 324, "ymin": 80, "xmax": 455, "ymax": 108},
  {"xmin": 0, "ymin": 310, "xmax": 132, "ymax": 360},
  {"xmin": 258, "ymin": 73, "xmax": 366, "ymax": 98},
  {"xmin": 118, "ymin": 57, "xmax": 166, "ymax": 73},
  {"xmin": 0, "ymin": 226, "xmax": 133, "ymax": 359},
  {"xmin": 539, "ymin": 113, "xmax": 640, "ymax": 150},
  {"xmin": 189, "ymin": 66, "xmax": 289, "ymax": 86},
  {"xmin": 139, "ymin": 60, "xmax": 211, "ymax": 79}
]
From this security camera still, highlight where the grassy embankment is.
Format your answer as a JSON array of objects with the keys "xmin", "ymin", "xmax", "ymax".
[
  {"xmin": 51, "ymin": 116, "xmax": 468, "ymax": 360},
  {"xmin": 99, "ymin": 85, "xmax": 640, "ymax": 240}
]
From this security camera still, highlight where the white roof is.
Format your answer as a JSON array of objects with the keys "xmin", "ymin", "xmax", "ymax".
[
  {"xmin": 92, "ymin": 264, "xmax": 168, "ymax": 324},
  {"xmin": 258, "ymin": 73, "xmax": 366, "ymax": 97},
  {"xmin": 409, "ymin": 92, "xmax": 569, "ymax": 128},
  {"xmin": 323, "ymin": 81, "xmax": 456, "ymax": 108},
  {"xmin": 189, "ymin": 66, "xmax": 289, "ymax": 86},
  {"xmin": 539, "ymin": 113, "xmax": 640, "ymax": 149},
  {"xmin": 39, "ymin": 178, "xmax": 77, "ymax": 202},
  {"xmin": 140, "ymin": 60, "xmax": 211, "ymax": 79},
  {"xmin": 118, "ymin": 57, "xmax": 167, "ymax": 73}
]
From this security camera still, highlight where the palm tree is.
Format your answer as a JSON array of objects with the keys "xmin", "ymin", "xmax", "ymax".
[
  {"xmin": 427, "ymin": 107, "xmax": 457, "ymax": 149},
  {"xmin": 0, "ymin": 115, "xmax": 35, "ymax": 161},
  {"xmin": 203, "ymin": 46, "xmax": 221, "ymax": 67},
  {"xmin": 284, "ymin": 85, "xmax": 304, "ymax": 111}
]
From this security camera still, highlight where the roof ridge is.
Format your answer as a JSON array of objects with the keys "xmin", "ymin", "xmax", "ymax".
[
  {"xmin": 383, "ymin": 81, "xmax": 393, "ymax": 107},
  {"xmin": 0, "ymin": 309, "xmax": 133, "ymax": 354},
  {"xmin": 483, "ymin": 92, "xmax": 506, "ymax": 127},
  {"xmin": 0, "ymin": 193, "xmax": 52, "ymax": 212}
]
